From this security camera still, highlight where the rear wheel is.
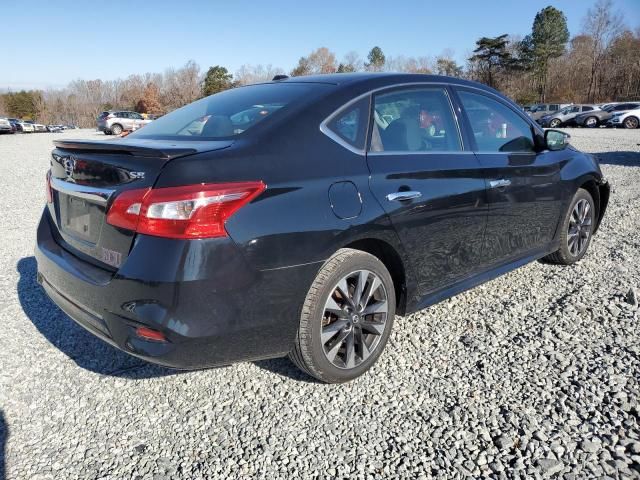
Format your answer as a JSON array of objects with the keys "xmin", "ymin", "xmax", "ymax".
[
  {"xmin": 585, "ymin": 116, "xmax": 598, "ymax": 128},
  {"xmin": 549, "ymin": 119, "xmax": 561, "ymax": 128},
  {"xmin": 544, "ymin": 188, "xmax": 595, "ymax": 265},
  {"xmin": 110, "ymin": 124, "xmax": 123, "ymax": 135},
  {"xmin": 290, "ymin": 248, "xmax": 396, "ymax": 383},
  {"xmin": 623, "ymin": 116, "xmax": 639, "ymax": 129}
]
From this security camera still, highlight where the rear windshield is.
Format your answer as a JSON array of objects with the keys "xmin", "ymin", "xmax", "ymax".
[{"xmin": 130, "ymin": 83, "xmax": 331, "ymax": 140}]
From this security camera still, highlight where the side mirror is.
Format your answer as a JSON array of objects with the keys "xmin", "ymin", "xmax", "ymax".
[{"xmin": 545, "ymin": 129, "xmax": 570, "ymax": 151}]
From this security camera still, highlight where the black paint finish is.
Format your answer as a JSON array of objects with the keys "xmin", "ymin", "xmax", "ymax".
[{"xmin": 35, "ymin": 73, "xmax": 609, "ymax": 370}]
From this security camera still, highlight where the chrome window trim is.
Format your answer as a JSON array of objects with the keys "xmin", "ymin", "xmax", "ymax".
[
  {"xmin": 50, "ymin": 177, "xmax": 114, "ymax": 206},
  {"xmin": 320, "ymin": 80, "xmax": 531, "ymax": 156}
]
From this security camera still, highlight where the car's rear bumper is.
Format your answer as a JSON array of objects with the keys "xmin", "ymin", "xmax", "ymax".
[{"xmin": 35, "ymin": 209, "xmax": 321, "ymax": 369}]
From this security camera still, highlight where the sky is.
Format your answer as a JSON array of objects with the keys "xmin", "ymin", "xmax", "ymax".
[{"xmin": 1, "ymin": 0, "xmax": 639, "ymax": 90}]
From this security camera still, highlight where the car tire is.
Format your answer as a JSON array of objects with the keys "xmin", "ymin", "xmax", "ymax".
[
  {"xmin": 549, "ymin": 119, "xmax": 561, "ymax": 128},
  {"xmin": 289, "ymin": 248, "xmax": 396, "ymax": 383},
  {"xmin": 104, "ymin": 130, "xmax": 112, "ymax": 135},
  {"xmin": 623, "ymin": 116, "xmax": 639, "ymax": 129},
  {"xmin": 110, "ymin": 124, "xmax": 123, "ymax": 135},
  {"xmin": 584, "ymin": 116, "xmax": 598, "ymax": 128},
  {"xmin": 544, "ymin": 188, "xmax": 595, "ymax": 265}
]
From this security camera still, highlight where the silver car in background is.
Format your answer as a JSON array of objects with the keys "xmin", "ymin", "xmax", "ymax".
[
  {"xmin": 607, "ymin": 106, "xmax": 640, "ymax": 129},
  {"xmin": 537, "ymin": 104, "xmax": 600, "ymax": 128},
  {"xmin": 97, "ymin": 111, "xmax": 153, "ymax": 135},
  {"xmin": 527, "ymin": 103, "xmax": 572, "ymax": 121}
]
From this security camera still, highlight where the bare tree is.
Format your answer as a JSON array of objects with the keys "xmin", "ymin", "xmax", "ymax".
[{"xmin": 582, "ymin": 0, "xmax": 624, "ymax": 101}]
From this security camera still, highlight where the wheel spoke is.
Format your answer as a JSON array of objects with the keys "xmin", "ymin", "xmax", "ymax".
[
  {"xmin": 325, "ymin": 329, "xmax": 350, "ymax": 362},
  {"xmin": 343, "ymin": 331, "xmax": 355, "ymax": 368},
  {"xmin": 353, "ymin": 271, "xmax": 369, "ymax": 308},
  {"xmin": 361, "ymin": 320, "xmax": 385, "ymax": 335},
  {"xmin": 321, "ymin": 319, "xmax": 348, "ymax": 344},
  {"xmin": 356, "ymin": 327, "xmax": 371, "ymax": 361},
  {"xmin": 362, "ymin": 300, "xmax": 388, "ymax": 316},
  {"xmin": 336, "ymin": 278, "xmax": 355, "ymax": 308},
  {"xmin": 360, "ymin": 276, "xmax": 381, "ymax": 310},
  {"xmin": 325, "ymin": 296, "xmax": 349, "ymax": 318}
]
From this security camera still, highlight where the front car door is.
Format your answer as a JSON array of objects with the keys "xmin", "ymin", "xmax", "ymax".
[
  {"xmin": 366, "ymin": 85, "xmax": 488, "ymax": 300},
  {"xmin": 453, "ymin": 88, "xmax": 565, "ymax": 266}
]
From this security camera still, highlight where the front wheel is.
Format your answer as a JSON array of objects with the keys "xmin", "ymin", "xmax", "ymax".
[
  {"xmin": 290, "ymin": 248, "xmax": 396, "ymax": 383},
  {"xmin": 585, "ymin": 116, "xmax": 598, "ymax": 128},
  {"xmin": 544, "ymin": 188, "xmax": 595, "ymax": 265},
  {"xmin": 110, "ymin": 124, "xmax": 123, "ymax": 135},
  {"xmin": 624, "ymin": 116, "xmax": 639, "ymax": 129}
]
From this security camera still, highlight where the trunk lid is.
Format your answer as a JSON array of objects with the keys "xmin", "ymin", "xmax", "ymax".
[{"xmin": 48, "ymin": 138, "xmax": 233, "ymax": 270}]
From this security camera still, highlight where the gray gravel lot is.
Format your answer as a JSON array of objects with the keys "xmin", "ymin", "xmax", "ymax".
[{"xmin": 0, "ymin": 128, "xmax": 639, "ymax": 479}]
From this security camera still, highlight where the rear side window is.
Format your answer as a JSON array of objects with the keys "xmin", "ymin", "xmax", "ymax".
[
  {"xmin": 582, "ymin": 106, "xmax": 594, "ymax": 112},
  {"xmin": 549, "ymin": 105, "xmax": 559, "ymax": 111},
  {"xmin": 324, "ymin": 97, "xmax": 369, "ymax": 150},
  {"xmin": 370, "ymin": 87, "xmax": 461, "ymax": 152},
  {"xmin": 458, "ymin": 90, "xmax": 534, "ymax": 153},
  {"xmin": 131, "ymin": 83, "xmax": 330, "ymax": 140}
]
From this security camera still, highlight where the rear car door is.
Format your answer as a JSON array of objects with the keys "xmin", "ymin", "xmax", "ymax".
[
  {"xmin": 366, "ymin": 85, "xmax": 488, "ymax": 297},
  {"xmin": 453, "ymin": 88, "xmax": 565, "ymax": 265}
]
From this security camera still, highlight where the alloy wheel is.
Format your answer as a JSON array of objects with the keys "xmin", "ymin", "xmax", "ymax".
[
  {"xmin": 321, "ymin": 270, "xmax": 388, "ymax": 369},
  {"xmin": 585, "ymin": 117, "xmax": 597, "ymax": 128},
  {"xmin": 550, "ymin": 119, "xmax": 561, "ymax": 128},
  {"xmin": 624, "ymin": 117, "xmax": 639, "ymax": 129},
  {"xmin": 567, "ymin": 199, "xmax": 592, "ymax": 257}
]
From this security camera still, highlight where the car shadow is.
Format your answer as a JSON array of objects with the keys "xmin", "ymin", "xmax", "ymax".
[
  {"xmin": 252, "ymin": 357, "xmax": 320, "ymax": 384},
  {"xmin": 17, "ymin": 256, "xmax": 175, "ymax": 379},
  {"xmin": 0, "ymin": 410, "xmax": 7, "ymax": 480},
  {"xmin": 595, "ymin": 150, "xmax": 640, "ymax": 167}
]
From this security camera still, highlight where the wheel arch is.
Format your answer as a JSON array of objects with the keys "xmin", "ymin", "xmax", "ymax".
[
  {"xmin": 342, "ymin": 237, "xmax": 408, "ymax": 315},
  {"xmin": 578, "ymin": 178, "xmax": 609, "ymax": 234}
]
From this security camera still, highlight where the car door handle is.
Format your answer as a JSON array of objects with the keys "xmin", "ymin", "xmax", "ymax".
[
  {"xmin": 386, "ymin": 191, "xmax": 422, "ymax": 202},
  {"xmin": 489, "ymin": 179, "xmax": 511, "ymax": 189}
]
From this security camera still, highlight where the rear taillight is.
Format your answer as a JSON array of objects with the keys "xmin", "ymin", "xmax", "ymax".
[
  {"xmin": 46, "ymin": 171, "xmax": 53, "ymax": 203},
  {"xmin": 106, "ymin": 181, "xmax": 265, "ymax": 239}
]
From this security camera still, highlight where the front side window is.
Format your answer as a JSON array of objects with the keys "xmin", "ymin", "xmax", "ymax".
[
  {"xmin": 458, "ymin": 90, "xmax": 535, "ymax": 153},
  {"xmin": 369, "ymin": 88, "xmax": 461, "ymax": 152},
  {"xmin": 130, "ymin": 83, "xmax": 331, "ymax": 140}
]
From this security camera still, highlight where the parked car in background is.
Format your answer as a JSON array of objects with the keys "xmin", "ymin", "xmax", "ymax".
[
  {"xmin": 607, "ymin": 106, "xmax": 640, "ymax": 129},
  {"xmin": 527, "ymin": 103, "xmax": 572, "ymax": 121},
  {"xmin": 537, "ymin": 104, "xmax": 599, "ymax": 128},
  {"xmin": 47, "ymin": 125, "xmax": 64, "ymax": 133},
  {"xmin": 37, "ymin": 73, "xmax": 610, "ymax": 383},
  {"xmin": 8, "ymin": 119, "xmax": 24, "ymax": 132},
  {"xmin": 575, "ymin": 102, "xmax": 640, "ymax": 128},
  {"xmin": 0, "ymin": 117, "xmax": 13, "ymax": 134},
  {"xmin": 97, "ymin": 111, "xmax": 153, "ymax": 135},
  {"xmin": 17, "ymin": 120, "xmax": 35, "ymax": 133},
  {"xmin": 25, "ymin": 121, "xmax": 47, "ymax": 132}
]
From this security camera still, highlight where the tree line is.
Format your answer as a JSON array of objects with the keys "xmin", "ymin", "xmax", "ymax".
[{"xmin": 1, "ymin": 0, "xmax": 637, "ymax": 127}]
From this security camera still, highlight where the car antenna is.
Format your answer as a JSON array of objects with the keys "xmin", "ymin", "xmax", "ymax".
[{"xmin": 272, "ymin": 75, "xmax": 289, "ymax": 81}]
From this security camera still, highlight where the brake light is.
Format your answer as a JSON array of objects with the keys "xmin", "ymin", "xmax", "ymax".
[
  {"xmin": 46, "ymin": 171, "xmax": 53, "ymax": 203},
  {"xmin": 135, "ymin": 327, "xmax": 167, "ymax": 342},
  {"xmin": 106, "ymin": 181, "xmax": 265, "ymax": 239}
]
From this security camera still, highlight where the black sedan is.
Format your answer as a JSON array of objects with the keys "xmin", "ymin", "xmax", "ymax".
[{"xmin": 36, "ymin": 73, "xmax": 610, "ymax": 383}]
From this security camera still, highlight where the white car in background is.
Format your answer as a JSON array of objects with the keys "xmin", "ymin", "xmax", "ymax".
[
  {"xmin": 607, "ymin": 106, "xmax": 640, "ymax": 129},
  {"xmin": 18, "ymin": 120, "xmax": 35, "ymax": 133}
]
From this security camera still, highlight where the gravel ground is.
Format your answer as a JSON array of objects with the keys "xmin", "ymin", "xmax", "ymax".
[{"xmin": 0, "ymin": 128, "xmax": 639, "ymax": 479}]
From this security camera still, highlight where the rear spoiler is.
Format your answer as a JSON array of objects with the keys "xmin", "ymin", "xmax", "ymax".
[{"xmin": 53, "ymin": 139, "xmax": 199, "ymax": 160}]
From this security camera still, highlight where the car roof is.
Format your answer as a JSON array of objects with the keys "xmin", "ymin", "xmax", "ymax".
[{"xmin": 275, "ymin": 72, "xmax": 489, "ymax": 89}]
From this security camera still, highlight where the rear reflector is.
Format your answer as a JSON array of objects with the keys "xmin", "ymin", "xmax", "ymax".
[
  {"xmin": 107, "ymin": 181, "xmax": 265, "ymax": 239},
  {"xmin": 135, "ymin": 327, "xmax": 167, "ymax": 342}
]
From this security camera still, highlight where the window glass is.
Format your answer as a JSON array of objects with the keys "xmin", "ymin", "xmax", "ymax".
[
  {"xmin": 325, "ymin": 97, "xmax": 369, "ymax": 149},
  {"xmin": 130, "ymin": 83, "xmax": 331, "ymax": 140},
  {"xmin": 570, "ymin": 106, "xmax": 580, "ymax": 113},
  {"xmin": 458, "ymin": 90, "xmax": 535, "ymax": 153},
  {"xmin": 582, "ymin": 106, "xmax": 594, "ymax": 112},
  {"xmin": 369, "ymin": 88, "xmax": 461, "ymax": 152},
  {"xmin": 549, "ymin": 105, "xmax": 559, "ymax": 111}
]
